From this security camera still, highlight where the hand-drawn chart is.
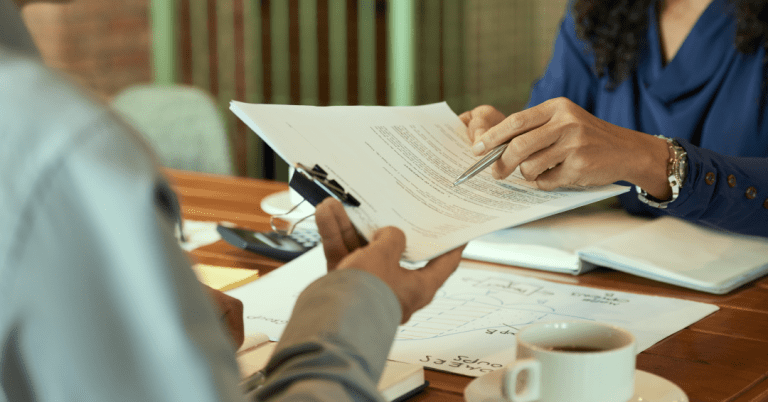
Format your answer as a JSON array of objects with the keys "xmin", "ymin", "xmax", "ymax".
[
  {"xmin": 397, "ymin": 277, "xmax": 606, "ymax": 341},
  {"xmin": 388, "ymin": 268, "xmax": 718, "ymax": 377},
  {"xmin": 229, "ymin": 248, "xmax": 718, "ymax": 378}
]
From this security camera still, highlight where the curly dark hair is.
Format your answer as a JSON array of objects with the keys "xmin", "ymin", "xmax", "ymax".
[{"xmin": 573, "ymin": 0, "xmax": 768, "ymax": 88}]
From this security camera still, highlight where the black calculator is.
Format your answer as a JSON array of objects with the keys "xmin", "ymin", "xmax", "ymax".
[{"xmin": 216, "ymin": 225, "xmax": 321, "ymax": 262}]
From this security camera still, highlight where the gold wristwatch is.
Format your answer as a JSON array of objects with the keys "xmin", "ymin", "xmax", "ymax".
[{"xmin": 636, "ymin": 136, "xmax": 688, "ymax": 209}]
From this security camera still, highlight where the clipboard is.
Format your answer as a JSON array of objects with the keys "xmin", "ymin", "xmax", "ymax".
[{"xmin": 289, "ymin": 163, "xmax": 360, "ymax": 207}]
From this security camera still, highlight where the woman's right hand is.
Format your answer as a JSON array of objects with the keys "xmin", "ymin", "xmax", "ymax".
[{"xmin": 459, "ymin": 105, "xmax": 506, "ymax": 144}]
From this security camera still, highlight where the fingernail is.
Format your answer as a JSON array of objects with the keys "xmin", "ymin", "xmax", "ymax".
[
  {"xmin": 472, "ymin": 141, "xmax": 485, "ymax": 155},
  {"xmin": 511, "ymin": 119, "xmax": 523, "ymax": 129}
]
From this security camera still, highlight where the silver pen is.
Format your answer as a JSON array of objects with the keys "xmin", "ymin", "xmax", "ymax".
[{"xmin": 453, "ymin": 143, "xmax": 508, "ymax": 186}]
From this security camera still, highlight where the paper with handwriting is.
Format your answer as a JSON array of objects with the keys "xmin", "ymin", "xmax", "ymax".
[{"xmin": 227, "ymin": 247, "xmax": 719, "ymax": 377}]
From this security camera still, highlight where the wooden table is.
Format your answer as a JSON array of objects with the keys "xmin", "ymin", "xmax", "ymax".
[{"xmin": 167, "ymin": 168, "xmax": 768, "ymax": 402}]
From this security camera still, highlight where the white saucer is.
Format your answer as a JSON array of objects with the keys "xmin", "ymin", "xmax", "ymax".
[
  {"xmin": 629, "ymin": 370, "xmax": 687, "ymax": 402},
  {"xmin": 464, "ymin": 369, "xmax": 687, "ymax": 402},
  {"xmin": 260, "ymin": 190, "xmax": 317, "ymax": 229}
]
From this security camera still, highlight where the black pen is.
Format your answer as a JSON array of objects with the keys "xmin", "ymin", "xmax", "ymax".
[{"xmin": 453, "ymin": 143, "xmax": 508, "ymax": 186}]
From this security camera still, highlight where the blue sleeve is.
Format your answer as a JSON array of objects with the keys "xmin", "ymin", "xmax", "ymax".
[
  {"xmin": 663, "ymin": 139, "xmax": 768, "ymax": 237},
  {"xmin": 527, "ymin": 7, "xmax": 598, "ymax": 112}
]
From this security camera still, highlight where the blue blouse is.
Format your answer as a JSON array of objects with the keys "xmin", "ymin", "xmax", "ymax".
[{"xmin": 528, "ymin": 0, "xmax": 768, "ymax": 237}]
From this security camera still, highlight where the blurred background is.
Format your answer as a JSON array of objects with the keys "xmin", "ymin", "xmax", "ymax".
[{"xmin": 21, "ymin": 0, "xmax": 568, "ymax": 180}]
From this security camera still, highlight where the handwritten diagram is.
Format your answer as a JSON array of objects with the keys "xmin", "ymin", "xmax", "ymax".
[
  {"xmin": 388, "ymin": 268, "xmax": 718, "ymax": 377},
  {"xmin": 396, "ymin": 276, "xmax": 599, "ymax": 341}
]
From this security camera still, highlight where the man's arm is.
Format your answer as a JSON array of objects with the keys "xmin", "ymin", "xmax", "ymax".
[
  {"xmin": 254, "ymin": 270, "xmax": 401, "ymax": 402},
  {"xmin": 254, "ymin": 199, "xmax": 465, "ymax": 401}
]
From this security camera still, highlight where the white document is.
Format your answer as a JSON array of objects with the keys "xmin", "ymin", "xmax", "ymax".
[
  {"xmin": 387, "ymin": 267, "xmax": 717, "ymax": 377},
  {"xmin": 231, "ymin": 101, "xmax": 629, "ymax": 262},
  {"xmin": 228, "ymin": 247, "xmax": 719, "ymax": 377}
]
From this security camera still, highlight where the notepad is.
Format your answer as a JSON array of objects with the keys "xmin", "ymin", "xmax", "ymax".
[
  {"xmin": 463, "ymin": 202, "xmax": 768, "ymax": 294},
  {"xmin": 192, "ymin": 264, "xmax": 259, "ymax": 291},
  {"xmin": 236, "ymin": 334, "xmax": 427, "ymax": 401}
]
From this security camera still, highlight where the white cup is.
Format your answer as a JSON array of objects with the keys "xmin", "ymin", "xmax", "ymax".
[{"xmin": 504, "ymin": 321, "xmax": 636, "ymax": 402}]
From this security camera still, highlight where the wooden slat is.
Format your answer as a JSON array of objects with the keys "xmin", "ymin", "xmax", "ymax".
[
  {"xmin": 317, "ymin": 0, "xmax": 330, "ymax": 106},
  {"xmin": 178, "ymin": 0, "xmax": 193, "ymax": 84},
  {"xmin": 374, "ymin": 0, "xmax": 387, "ymax": 105},
  {"xmin": 419, "ymin": 0, "xmax": 442, "ymax": 104},
  {"xmin": 207, "ymin": 0, "xmax": 219, "ymax": 96},
  {"xmin": 270, "ymin": 0, "xmax": 290, "ymax": 105},
  {"xmin": 442, "ymin": 0, "xmax": 464, "ymax": 112},
  {"xmin": 299, "ymin": 0, "xmax": 319, "ymax": 105},
  {"xmin": 243, "ymin": 0, "xmax": 264, "ymax": 178},
  {"xmin": 328, "ymin": 0, "xmax": 347, "ymax": 105},
  {"xmin": 189, "ymin": 0, "xmax": 211, "ymax": 90},
  {"xmin": 358, "ymin": 0, "xmax": 376, "ymax": 105},
  {"xmin": 259, "ymin": 0, "xmax": 276, "ymax": 179},
  {"xmin": 288, "ymin": 0, "xmax": 301, "ymax": 105},
  {"xmin": 346, "ymin": 0, "xmax": 359, "ymax": 104},
  {"xmin": 233, "ymin": 0, "xmax": 248, "ymax": 176}
]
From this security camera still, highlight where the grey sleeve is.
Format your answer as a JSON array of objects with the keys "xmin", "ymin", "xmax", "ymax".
[{"xmin": 254, "ymin": 269, "xmax": 402, "ymax": 402}]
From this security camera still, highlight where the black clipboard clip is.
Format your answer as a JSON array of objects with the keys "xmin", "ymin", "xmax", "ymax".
[
  {"xmin": 271, "ymin": 163, "xmax": 360, "ymax": 235},
  {"xmin": 289, "ymin": 163, "xmax": 360, "ymax": 207}
]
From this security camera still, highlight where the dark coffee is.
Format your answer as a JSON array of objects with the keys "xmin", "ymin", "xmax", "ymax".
[{"xmin": 547, "ymin": 346, "xmax": 606, "ymax": 352}]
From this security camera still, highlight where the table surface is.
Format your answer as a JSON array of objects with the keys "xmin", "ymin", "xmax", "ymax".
[{"xmin": 166, "ymin": 168, "xmax": 768, "ymax": 402}]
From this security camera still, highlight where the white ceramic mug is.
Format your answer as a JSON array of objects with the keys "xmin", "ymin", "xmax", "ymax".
[{"xmin": 504, "ymin": 321, "xmax": 636, "ymax": 402}]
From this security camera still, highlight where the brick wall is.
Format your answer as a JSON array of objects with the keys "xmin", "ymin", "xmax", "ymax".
[{"xmin": 21, "ymin": 0, "xmax": 152, "ymax": 100}]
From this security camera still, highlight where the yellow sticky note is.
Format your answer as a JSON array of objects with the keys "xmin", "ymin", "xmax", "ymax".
[{"xmin": 193, "ymin": 264, "xmax": 260, "ymax": 291}]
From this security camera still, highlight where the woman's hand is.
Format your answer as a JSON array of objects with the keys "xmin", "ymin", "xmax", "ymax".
[
  {"xmin": 468, "ymin": 98, "xmax": 671, "ymax": 199},
  {"xmin": 459, "ymin": 105, "xmax": 506, "ymax": 144}
]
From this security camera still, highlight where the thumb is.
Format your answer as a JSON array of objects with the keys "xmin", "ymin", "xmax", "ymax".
[{"xmin": 369, "ymin": 226, "xmax": 407, "ymax": 256}]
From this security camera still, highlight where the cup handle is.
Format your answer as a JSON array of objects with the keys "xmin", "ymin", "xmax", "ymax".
[{"xmin": 502, "ymin": 358, "xmax": 541, "ymax": 402}]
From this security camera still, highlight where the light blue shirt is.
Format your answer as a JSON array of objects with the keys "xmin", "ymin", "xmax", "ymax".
[
  {"xmin": 0, "ymin": 48, "xmax": 245, "ymax": 401},
  {"xmin": 1, "ymin": 47, "xmax": 401, "ymax": 402}
]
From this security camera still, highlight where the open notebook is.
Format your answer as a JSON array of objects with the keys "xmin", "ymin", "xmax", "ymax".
[
  {"xmin": 462, "ymin": 199, "xmax": 768, "ymax": 294},
  {"xmin": 237, "ymin": 335, "xmax": 426, "ymax": 401}
]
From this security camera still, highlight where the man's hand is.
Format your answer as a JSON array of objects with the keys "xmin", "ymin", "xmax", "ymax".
[
  {"xmin": 202, "ymin": 284, "xmax": 245, "ymax": 348},
  {"xmin": 315, "ymin": 199, "xmax": 465, "ymax": 323}
]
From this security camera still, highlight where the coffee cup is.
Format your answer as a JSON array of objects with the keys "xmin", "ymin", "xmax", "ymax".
[{"xmin": 503, "ymin": 321, "xmax": 636, "ymax": 402}]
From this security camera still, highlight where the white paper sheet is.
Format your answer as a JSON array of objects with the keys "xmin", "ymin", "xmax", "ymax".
[
  {"xmin": 231, "ymin": 101, "xmax": 629, "ymax": 262},
  {"xmin": 228, "ymin": 247, "xmax": 719, "ymax": 377}
]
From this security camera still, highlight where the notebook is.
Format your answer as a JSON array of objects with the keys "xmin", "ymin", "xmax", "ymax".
[
  {"xmin": 462, "ymin": 200, "xmax": 768, "ymax": 294},
  {"xmin": 237, "ymin": 335, "xmax": 427, "ymax": 401}
]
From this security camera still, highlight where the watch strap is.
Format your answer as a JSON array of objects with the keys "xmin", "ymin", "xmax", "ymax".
[{"xmin": 636, "ymin": 136, "xmax": 687, "ymax": 209}]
